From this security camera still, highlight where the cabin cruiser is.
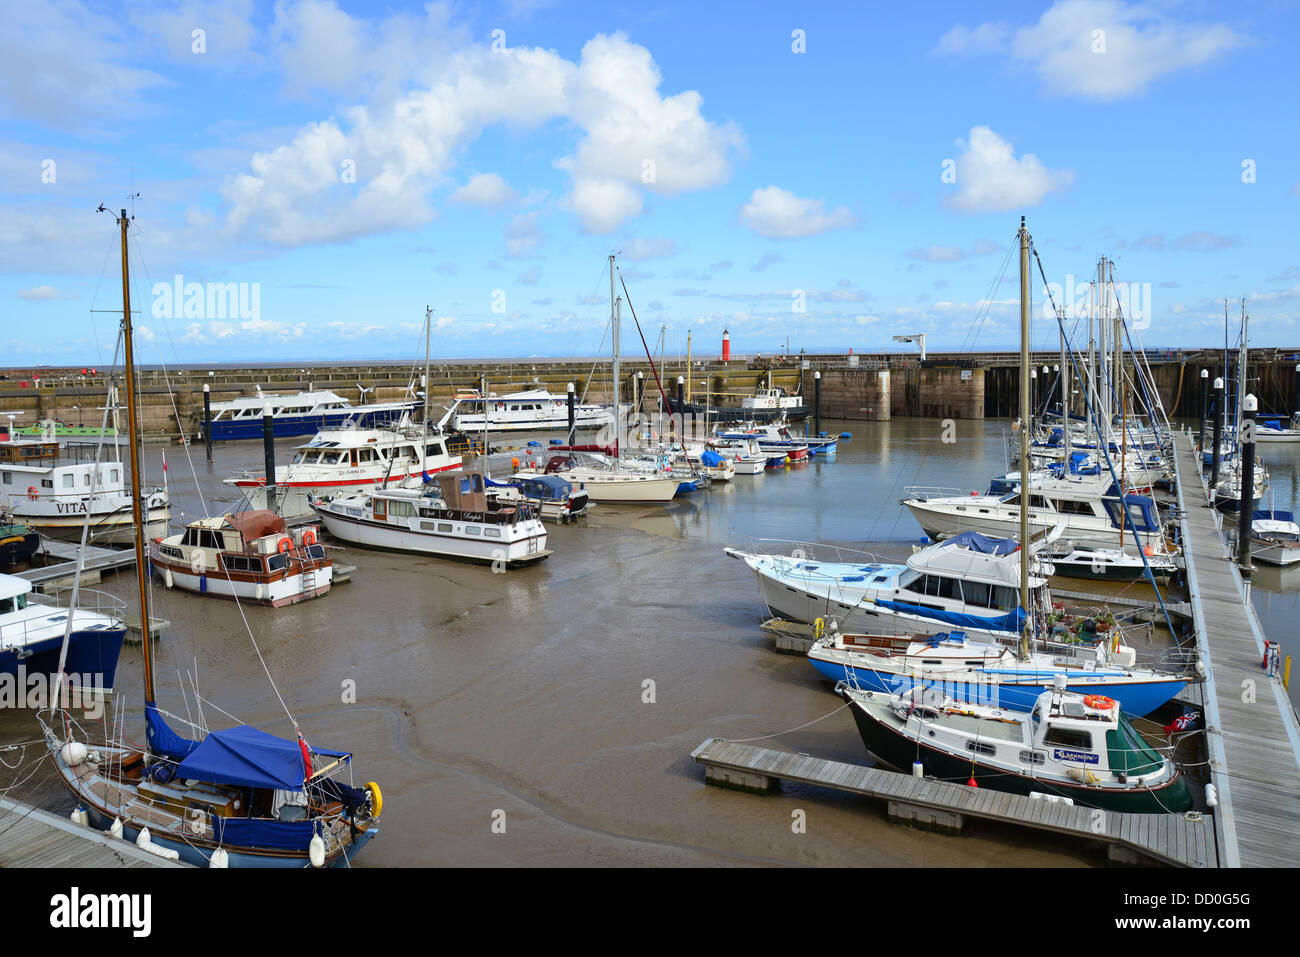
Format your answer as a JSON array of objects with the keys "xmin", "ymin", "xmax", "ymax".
[
  {"xmin": 1, "ymin": 573, "xmax": 126, "ymax": 691},
  {"xmin": 1251, "ymin": 510, "xmax": 1300, "ymax": 566},
  {"xmin": 202, "ymin": 388, "xmax": 416, "ymax": 441},
  {"xmin": 1254, "ymin": 413, "xmax": 1300, "ymax": 443},
  {"xmin": 1211, "ymin": 459, "xmax": 1267, "ymax": 515},
  {"xmin": 485, "ymin": 474, "xmax": 589, "ymax": 523},
  {"xmin": 512, "ymin": 450, "xmax": 680, "ymax": 504},
  {"xmin": 726, "ymin": 531, "xmax": 1053, "ymax": 641},
  {"xmin": 716, "ymin": 422, "xmax": 828, "ymax": 457},
  {"xmin": 1, "ymin": 433, "xmax": 168, "ymax": 546},
  {"xmin": 837, "ymin": 682, "xmax": 1191, "ymax": 812},
  {"xmin": 811, "ymin": 625, "xmax": 1186, "ymax": 717},
  {"xmin": 705, "ymin": 437, "xmax": 768, "ymax": 474},
  {"xmin": 225, "ymin": 418, "xmax": 461, "ymax": 518},
  {"xmin": 150, "ymin": 511, "xmax": 332, "ymax": 606},
  {"xmin": 311, "ymin": 470, "xmax": 550, "ymax": 567},
  {"xmin": 446, "ymin": 388, "xmax": 613, "ymax": 433},
  {"xmin": 903, "ymin": 473, "xmax": 1169, "ymax": 553},
  {"xmin": 661, "ymin": 385, "xmax": 809, "ymax": 424}
]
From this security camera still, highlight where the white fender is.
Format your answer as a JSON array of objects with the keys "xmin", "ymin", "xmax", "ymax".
[
  {"xmin": 108, "ymin": 817, "xmax": 123, "ymax": 839},
  {"xmin": 308, "ymin": 832, "xmax": 326, "ymax": 868},
  {"xmin": 136, "ymin": 827, "xmax": 180, "ymax": 861},
  {"xmin": 60, "ymin": 742, "xmax": 88, "ymax": 767},
  {"xmin": 69, "ymin": 806, "xmax": 89, "ymax": 827},
  {"xmin": 209, "ymin": 848, "xmax": 229, "ymax": 868}
]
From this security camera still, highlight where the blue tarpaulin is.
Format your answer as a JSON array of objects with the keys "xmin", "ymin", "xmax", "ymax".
[
  {"xmin": 938, "ymin": 530, "xmax": 1019, "ymax": 556},
  {"xmin": 175, "ymin": 725, "xmax": 350, "ymax": 791},
  {"xmin": 699, "ymin": 449, "xmax": 724, "ymax": 467},
  {"xmin": 1254, "ymin": 510, "xmax": 1296, "ymax": 523},
  {"xmin": 210, "ymin": 815, "xmax": 316, "ymax": 852},
  {"xmin": 144, "ymin": 704, "xmax": 200, "ymax": 762},
  {"xmin": 875, "ymin": 599, "xmax": 1026, "ymax": 635}
]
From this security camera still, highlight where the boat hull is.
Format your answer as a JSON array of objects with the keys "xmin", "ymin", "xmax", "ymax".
[
  {"xmin": 204, "ymin": 407, "xmax": 412, "ymax": 441},
  {"xmin": 0, "ymin": 627, "xmax": 126, "ymax": 691},
  {"xmin": 312, "ymin": 505, "xmax": 550, "ymax": 567}
]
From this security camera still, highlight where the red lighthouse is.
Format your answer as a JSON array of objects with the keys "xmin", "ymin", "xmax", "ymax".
[{"xmin": 721, "ymin": 329, "xmax": 731, "ymax": 362}]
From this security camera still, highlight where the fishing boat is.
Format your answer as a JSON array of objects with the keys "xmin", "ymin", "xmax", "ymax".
[
  {"xmin": 224, "ymin": 418, "xmax": 462, "ymax": 518},
  {"xmin": 311, "ymin": 470, "xmax": 550, "ymax": 567},
  {"xmin": 150, "ymin": 511, "xmax": 332, "ymax": 605},
  {"xmin": 837, "ymin": 681, "xmax": 1192, "ymax": 812},
  {"xmin": 1252, "ymin": 510, "xmax": 1300, "ymax": 566},
  {"xmin": 42, "ymin": 208, "xmax": 382, "ymax": 867},
  {"xmin": 446, "ymin": 388, "xmax": 613, "ymax": 433},
  {"xmin": 726, "ymin": 530, "xmax": 1052, "ymax": 641},
  {"xmin": 485, "ymin": 474, "xmax": 589, "ymax": 523},
  {"xmin": 1, "ymin": 431, "xmax": 169, "ymax": 546},
  {"xmin": 2, "ymin": 574, "xmax": 126, "ymax": 691},
  {"xmin": 202, "ymin": 387, "xmax": 416, "ymax": 441},
  {"xmin": 810, "ymin": 625, "xmax": 1186, "ymax": 716}
]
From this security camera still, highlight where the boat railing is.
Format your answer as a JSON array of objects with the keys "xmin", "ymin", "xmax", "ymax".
[
  {"xmin": 24, "ymin": 585, "xmax": 129, "ymax": 631},
  {"xmin": 901, "ymin": 486, "xmax": 966, "ymax": 501},
  {"xmin": 745, "ymin": 537, "xmax": 883, "ymax": 566}
]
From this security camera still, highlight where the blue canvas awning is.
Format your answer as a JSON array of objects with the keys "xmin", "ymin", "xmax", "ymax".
[
  {"xmin": 174, "ymin": 725, "xmax": 351, "ymax": 791},
  {"xmin": 939, "ymin": 530, "xmax": 1018, "ymax": 556}
]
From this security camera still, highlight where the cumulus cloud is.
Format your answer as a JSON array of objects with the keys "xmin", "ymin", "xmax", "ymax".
[
  {"xmin": 223, "ymin": 29, "xmax": 741, "ymax": 244},
  {"xmin": 621, "ymin": 237, "xmax": 677, "ymax": 261},
  {"xmin": 738, "ymin": 186, "xmax": 858, "ymax": 239},
  {"xmin": 18, "ymin": 285, "xmax": 61, "ymax": 300},
  {"xmin": 504, "ymin": 212, "xmax": 542, "ymax": 259},
  {"xmin": 945, "ymin": 126, "xmax": 1074, "ymax": 213},
  {"xmin": 450, "ymin": 172, "xmax": 519, "ymax": 207},
  {"xmin": 936, "ymin": 0, "xmax": 1245, "ymax": 101}
]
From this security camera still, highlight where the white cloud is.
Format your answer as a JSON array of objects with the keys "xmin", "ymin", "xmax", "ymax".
[
  {"xmin": 450, "ymin": 172, "xmax": 518, "ymax": 207},
  {"xmin": 937, "ymin": 1, "xmax": 1245, "ymax": 101},
  {"xmin": 738, "ymin": 186, "xmax": 858, "ymax": 239},
  {"xmin": 905, "ymin": 239, "xmax": 1003, "ymax": 261},
  {"xmin": 517, "ymin": 266, "xmax": 542, "ymax": 285},
  {"xmin": 504, "ymin": 212, "xmax": 543, "ymax": 259},
  {"xmin": 18, "ymin": 285, "xmax": 60, "ymax": 300},
  {"xmin": 945, "ymin": 126, "xmax": 1074, "ymax": 214}
]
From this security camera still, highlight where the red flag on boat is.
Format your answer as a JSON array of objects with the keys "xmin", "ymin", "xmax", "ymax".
[
  {"xmin": 1163, "ymin": 709, "xmax": 1199, "ymax": 737},
  {"xmin": 297, "ymin": 728, "xmax": 313, "ymax": 781}
]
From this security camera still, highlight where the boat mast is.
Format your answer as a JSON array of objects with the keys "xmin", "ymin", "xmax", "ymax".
[
  {"xmin": 1059, "ymin": 308, "xmax": 1070, "ymax": 467},
  {"xmin": 115, "ymin": 208, "xmax": 156, "ymax": 704},
  {"xmin": 1018, "ymin": 217, "xmax": 1031, "ymax": 660},
  {"xmin": 424, "ymin": 306, "xmax": 433, "ymax": 428},
  {"xmin": 610, "ymin": 254, "xmax": 620, "ymax": 470},
  {"xmin": 686, "ymin": 329, "xmax": 692, "ymax": 403}
]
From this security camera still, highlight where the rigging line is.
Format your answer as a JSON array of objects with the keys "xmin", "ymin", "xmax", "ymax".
[
  {"xmin": 129, "ymin": 232, "xmax": 300, "ymax": 735},
  {"xmin": 958, "ymin": 234, "xmax": 1017, "ymax": 355},
  {"xmin": 719, "ymin": 700, "xmax": 853, "ymax": 743}
]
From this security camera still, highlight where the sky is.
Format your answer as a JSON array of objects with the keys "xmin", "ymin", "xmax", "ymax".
[{"xmin": 2, "ymin": 0, "xmax": 1298, "ymax": 365}]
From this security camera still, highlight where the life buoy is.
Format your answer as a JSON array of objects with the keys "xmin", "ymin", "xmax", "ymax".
[
  {"xmin": 365, "ymin": 781, "xmax": 383, "ymax": 819},
  {"xmin": 1082, "ymin": 694, "xmax": 1115, "ymax": 711},
  {"xmin": 277, "ymin": 537, "xmax": 293, "ymax": 554},
  {"xmin": 302, "ymin": 529, "xmax": 317, "ymax": 546},
  {"xmin": 26, "ymin": 486, "xmax": 38, "ymax": 501}
]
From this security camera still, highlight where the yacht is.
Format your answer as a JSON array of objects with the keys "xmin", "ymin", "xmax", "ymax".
[
  {"xmin": 512, "ymin": 450, "xmax": 681, "ymax": 504},
  {"xmin": 446, "ymin": 388, "xmax": 613, "ymax": 433},
  {"xmin": 1, "ymin": 573, "xmax": 126, "ymax": 692},
  {"xmin": 1252, "ymin": 510, "xmax": 1300, "ymax": 566},
  {"xmin": 203, "ymin": 388, "xmax": 416, "ymax": 441}
]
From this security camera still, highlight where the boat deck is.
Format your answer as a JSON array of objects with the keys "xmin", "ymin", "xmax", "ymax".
[
  {"xmin": 691, "ymin": 737, "xmax": 1213, "ymax": 866},
  {"xmin": 1173, "ymin": 430, "xmax": 1300, "ymax": 867}
]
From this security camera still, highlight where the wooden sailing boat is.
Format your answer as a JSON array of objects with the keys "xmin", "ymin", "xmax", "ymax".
[{"xmin": 40, "ymin": 208, "xmax": 381, "ymax": 868}]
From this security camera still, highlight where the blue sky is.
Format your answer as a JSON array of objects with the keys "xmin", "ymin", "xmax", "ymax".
[{"xmin": 3, "ymin": 0, "xmax": 1298, "ymax": 364}]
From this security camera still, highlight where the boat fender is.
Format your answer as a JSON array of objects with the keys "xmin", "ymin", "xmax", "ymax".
[
  {"xmin": 912, "ymin": 761, "xmax": 924, "ymax": 778},
  {"xmin": 1205, "ymin": 783, "xmax": 1219, "ymax": 807},
  {"xmin": 26, "ymin": 486, "xmax": 39, "ymax": 500},
  {"xmin": 277, "ymin": 536, "xmax": 293, "ymax": 554},
  {"xmin": 209, "ymin": 847, "xmax": 229, "ymax": 868},
  {"xmin": 108, "ymin": 817, "xmax": 123, "ymax": 839},
  {"xmin": 70, "ymin": 806, "xmax": 89, "ymax": 827},
  {"xmin": 302, "ymin": 528, "xmax": 318, "ymax": 546},
  {"xmin": 136, "ymin": 827, "xmax": 181, "ymax": 861},
  {"xmin": 164, "ymin": 568, "xmax": 174, "ymax": 589},
  {"xmin": 309, "ymin": 831, "xmax": 326, "ymax": 868},
  {"xmin": 60, "ymin": 742, "xmax": 88, "ymax": 767}
]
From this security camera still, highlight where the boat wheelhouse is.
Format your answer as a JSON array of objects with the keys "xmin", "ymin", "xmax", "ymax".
[
  {"xmin": 203, "ymin": 388, "xmax": 416, "ymax": 441},
  {"xmin": 311, "ymin": 470, "xmax": 550, "ymax": 567},
  {"xmin": 225, "ymin": 421, "xmax": 462, "ymax": 518},
  {"xmin": 150, "ymin": 510, "xmax": 332, "ymax": 606},
  {"xmin": 1252, "ymin": 510, "xmax": 1300, "ymax": 566}
]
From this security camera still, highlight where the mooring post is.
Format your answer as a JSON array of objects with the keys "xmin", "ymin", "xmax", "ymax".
[
  {"xmin": 814, "ymin": 370, "xmax": 822, "ymax": 437},
  {"xmin": 1198, "ymin": 369, "xmax": 1209, "ymax": 456},
  {"xmin": 1238, "ymin": 393, "xmax": 1257, "ymax": 585},
  {"xmin": 567, "ymin": 381, "xmax": 575, "ymax": 444},
  {"xmin": 202, "ymin": 383, "xmax": 213, "ymax": 464},
  {"xmin": 1210, "ymin": 377, "xmax": 1224, "ymax": 500},
  {"xmin": 263, "ymin": 412, "xmax": 277, "ymax": 514}
]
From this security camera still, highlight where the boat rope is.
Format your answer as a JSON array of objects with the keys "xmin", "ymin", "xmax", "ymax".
[{"xmin": 719, "ymin": 700, "xmax": 852, "ymax": 743}]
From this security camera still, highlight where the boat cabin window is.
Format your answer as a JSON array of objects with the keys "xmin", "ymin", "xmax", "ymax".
[
  {"xmin": 1054, "ymin": 499, "xmax": 1095, "ymax": 516},
  {"xmin": 41, "ymin": 479, "xmax": 53, "ymax": 488},
  {"xmin": 62, "ymin": 473, "xmax": 75, "ymax": 489},
  {"xmin": 358, "ymin": 448, "xmax": 377, "ymax": 463},
  {"xmin": 962, "ymin": 580, "xmax": 991, "ymax": 607},
  {"xmin": 1010, "ymin": 493, "xmax": 1049, "ymax": 509},
  {"xmin": 2, "ymin": 471, "xmax": 10, "ymax": 484},
  {"xmin": 394, "ymin": 445, "xmax": 418, "ymax": 460},
  {"xmin": 965, "ymin": 741, "xmax": 997, "ymax": 756},
  {"xmin": 110, "ymin": 469, "xmax": 120, "ymax": 484},
  {"xmin": 1043, "ymin": 727, "xmax": 1093, "ymax": 750},
  {"xmin": 223, "ymin": 555, "xmax": 261, "ymax": 573},
  {"xmin": 426, "ymin": 443, "xmax": 444, "ymax": 457},
  {"xmin": 913, "ymin": 574, "xmax": 960, "ymax": 601},
  {"xmin": 320, "ymin": 451, "xmax": 342, "ymax": 465},
  {"xmin": 267, "ymin": 553, "xmax": 287, "ymax": 572},
  {"xmin": 184, "ymin": 528, "xmax": 224, "ymax": 549},
  {"xmin": 0, "ymin": 593, "xmax": 27, "ymax": 613},
  {"xmin": 388, "ymin": 500, "xmax": 416, "ymax": 519}
]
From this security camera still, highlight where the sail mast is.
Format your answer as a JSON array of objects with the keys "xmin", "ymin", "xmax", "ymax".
[
  {"xmin": 117, "ymin": 209, "xmax": 156, "ymax": 704},
  {"xmin": 610, "ymin": 254, "xmax": 620, "ymax": 470},
  {"xmin": 424, "ymin": 306, "xmax": 432, "ymax": 427},
  {"xmin": 1018, "ymin": 217, "xmax": 1031, "ymax": 660}
]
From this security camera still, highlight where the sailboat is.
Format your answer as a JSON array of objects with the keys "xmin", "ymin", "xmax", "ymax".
[{"xmin": 40, "ymin": 208, "xmax": 381, "ymax": 868}]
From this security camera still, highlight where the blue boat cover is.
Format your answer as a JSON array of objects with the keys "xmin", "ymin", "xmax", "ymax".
[
  {"xmin": 939, "ymin": 530, "xmax": 1018, "ymax": 556},
  {"xmin": 174, "ymin": 725, "xmax": 350, "ymax": 791},
  {"xmin": 875, "ymin": 599, "xmax": 1026, "ymax": 634},
  {"xmin": 210, "ymin": 815, "xmax": 316, "ymax": 852},
  {"xmin": 1254, "ymin": 510, "xmax": 1296, "ymax": 523},
  {"xmin": 1104, "ymin": 495, "xmax": 1160, "ymax": 532},
  {"xmin": 699, "ymin": 450, "xmax": 724, "ymax": 467},
  {"xmin": 510, "ymin": 475, "xmax": 571, "ymax": 500},
  {"xmin": 145, "ymin": 704, "xmax": 200, "ymax": 762}
]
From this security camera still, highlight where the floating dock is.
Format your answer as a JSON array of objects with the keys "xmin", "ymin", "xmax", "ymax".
[
  {"xmin": 16, "ymin": 539, "xmax": 136, "ymax": 586},
  {"xmin": 0, "ymin": 798, "xmax": 188, "ymax": 868},
  {"xmin": 1173, "ymin": 430, "xmax": 1300, "ymax": 868},
  {"xmin": 691, "ymin": 738, "xmax": 1213, "ymax": 866}
]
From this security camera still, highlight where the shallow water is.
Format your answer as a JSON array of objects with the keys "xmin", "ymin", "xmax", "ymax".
[{"xmin": 4, "ymin": 415, "xmax": 1294, "ymax": 866}]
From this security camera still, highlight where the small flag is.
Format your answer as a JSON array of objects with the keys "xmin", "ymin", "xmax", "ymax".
[
  {"xmin": 297, "ymin": 729, "xmax": 313, "ymax": 781},
  {"xmin": 1163, "ymin": 708, "xmax": 1199, "ymax": 736},
  {"xmin": 422, "ymin": 469, "xmax": 432, "ymax": 483},
  {"xmin": 161, "ymin": 450, "xmax": 168, "ymax": 474}
]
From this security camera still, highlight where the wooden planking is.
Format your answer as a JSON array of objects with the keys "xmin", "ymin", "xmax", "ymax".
[
  {"xmin": 1174, "ymin": 433, "xmax": 1300, "ymax": 868},
  {"xmin": 691, "ymin": 738, "xmax": 1210, "ymax": 866},
  {"xmin": 0, "ymin": 798, "xmax": 187, "ymax": 868}
]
